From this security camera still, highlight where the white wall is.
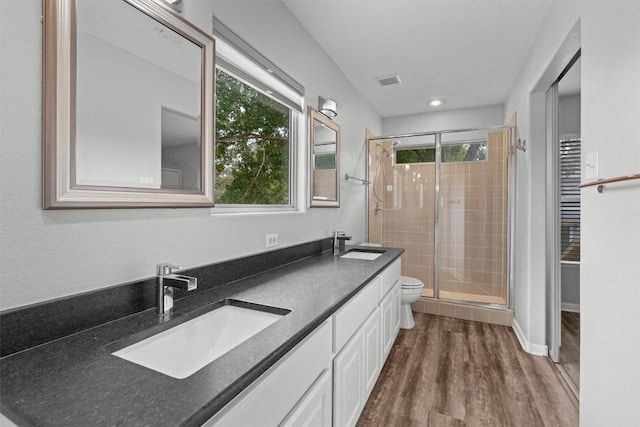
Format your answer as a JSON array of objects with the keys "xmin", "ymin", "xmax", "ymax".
[
  {"xmin": 382, "ymin": 104, "xmax": 504, "ymax": 136},
  {"xmin": 505, "ymin": 1, "xmax": 640, "ymax": 424},
  {"xmin": 0, "ymin": 0, "xmax": 381, "ymax": 310}
]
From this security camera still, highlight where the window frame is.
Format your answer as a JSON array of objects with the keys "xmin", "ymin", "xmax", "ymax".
[
  {"xmin": 209, "ymin": 18, "xmax": 304, "ymax": 214},
  {"xmin": 395, "ymin": 139, "xmax": 488, "ymax": 165},
  {"xmin": 212, "ymin": 79, "xmax": 298, "ymax": 212}
]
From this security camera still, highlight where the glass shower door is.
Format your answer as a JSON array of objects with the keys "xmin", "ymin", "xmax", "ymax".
[
  {"xmin": 437, "ymin": 129, "xmax": 509, "ymax": 305},
  {"xmin": 368, "ymin": 127, "xmax": 511, "ymax": 307},
  {"xmin": 368, "ymin": 135, "xmax": 436, "ymax": 298}
]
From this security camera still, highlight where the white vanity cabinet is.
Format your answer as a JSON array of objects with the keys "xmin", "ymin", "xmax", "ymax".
[
  {"xmin": 333, "ymin": 258, "xmax": 401, "ymax": 427},
  {"xmin": 381, "ymin": 282, "xmax": 401, "ymax": 359},
  {"xmin": 331, "ymin": 305, "xmax": 383, "ymax": 427},
  {"xmin": 381, "ymin": 258, "xmax": 401, "ymax": 358},
  {"xmin": 280, "ymin": 368, "xmax": 333, "ymax": 427},
  {"xmin": 363, "ymin": 308, "xmax": 382, "ymax": 397},
  {"xmin": 206, "ymin": 319, "xmax": 332, "ymax": 427},
  {"xmin": 380, "ymin": 289, "xmax": 395, "ymax": 359},
  {"xmin": 393, "ymin": 283, "xmax": 401, "ymax": 335},
  {"xmin": 333, "ymin": 323, "xmax": 366, "ymax": 427},
  {"xmin": 206, "ymin": 257, "xmax": 401, "ymax": 427}
]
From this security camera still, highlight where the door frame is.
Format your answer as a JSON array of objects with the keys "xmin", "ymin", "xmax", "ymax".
[
  {"xmin": 546, "ymin": 82, "xmax": 561, "ymax": 362},
  {"xmin": 545, "ymin": 50, "xmax": 582, "ymax": 363},
  {"xmin": 525, "ymin": 18, "xmax": 580, "ymax": 360}
]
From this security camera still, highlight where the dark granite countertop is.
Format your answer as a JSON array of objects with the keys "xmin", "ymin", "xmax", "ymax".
[{"xmin": 0, "ymin": 246, "xmax": 403, "ymax": 426}]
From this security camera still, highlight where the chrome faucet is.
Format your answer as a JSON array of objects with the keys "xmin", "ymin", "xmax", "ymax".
[
  {"xmin": 156, "ymin": 263, "xmax": 197, "ymax": 317},
  {"xmin": 333, "ymin": 231, "xmax": 352, "ymax": 256}
]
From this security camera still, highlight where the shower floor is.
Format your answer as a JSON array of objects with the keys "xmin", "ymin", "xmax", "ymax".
[{"xmin": 422, "ymin": 287, "xmax": 506, "ymax": 305}]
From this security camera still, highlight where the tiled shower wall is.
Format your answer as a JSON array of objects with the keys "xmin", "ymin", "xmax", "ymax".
[
  {"xmin": 313, "ymin": 169, "xmax": 337, "ymax": 200},
  {"xmin": 368, "ymin": 130, "xmax": 509, "ymax": 305}
]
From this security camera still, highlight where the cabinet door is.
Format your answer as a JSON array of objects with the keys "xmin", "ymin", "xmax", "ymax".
[
  {"xmin": 380, "ymin": 290, "xmax": 394, "ymax": 359},
  {"xmin": 333, "ymin": 275, "xmax": 381, "ymax": 353},
  {"xmin": 393, "ymin": 282, "xmax": 401, "ymax": 338},
  {"xmin": 280, "ymin": 368, "xmax": 332, "ymax": 427},
  {"xmin": 333, "ymin": 330, "xmax": 364, "ymax": 427},
  {"xmin": 363, "ymin": 307, "xmax": 381, "ymax": 397}
]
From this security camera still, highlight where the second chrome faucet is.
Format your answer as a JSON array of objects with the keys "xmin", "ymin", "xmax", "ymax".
[
  {"xmin": 333, "ymin": 231, "xmax": 352, "ymax": 256},
  {"xmin": 156, "ymin": 263, "xmax": 197, "ymax": 317}
]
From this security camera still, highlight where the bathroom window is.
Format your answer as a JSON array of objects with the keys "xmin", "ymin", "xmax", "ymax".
[
  {"xmin": 395, "ymin": 141, "xmax": 486, "ymax": 164},
  {"xmin": 215, "ymin": 69, "xmax": 293, "ymax": 205},
  {"xmin": 314, "ymin": 153, "xmax": 336, "ymax": 169},
  {"xmin": 560, "ymin": 138, "xmax": 581, "ymax": 262},
  {"xmin": 396, "ymin": 147, "xmax": 436, "ymax": 164},
  {"xmin": 211, "ymin": 17, "xmax": 304, "ymax": 210}
]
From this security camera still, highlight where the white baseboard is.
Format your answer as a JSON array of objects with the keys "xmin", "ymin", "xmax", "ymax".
[
  {"xmin": 561, "ymin": 303, "xmax": 580, "ymax": 313},
  {"xmin": 512, "ymin": 318, "xmax": 548, "ymax": 356}
]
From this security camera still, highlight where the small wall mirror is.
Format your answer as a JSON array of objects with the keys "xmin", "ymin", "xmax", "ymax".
[
  {"xmin": 43, "ymin": 0, "xmax": 215, "ymax": 208},
  {"xmin": 309, "ymin": 107, "xmax": 340, "ymax": 207}
]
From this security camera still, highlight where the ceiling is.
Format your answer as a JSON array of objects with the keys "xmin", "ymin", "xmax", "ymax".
[{"xmin": 283, "ymin": 0, "xmax": 553, "ymax": 118}]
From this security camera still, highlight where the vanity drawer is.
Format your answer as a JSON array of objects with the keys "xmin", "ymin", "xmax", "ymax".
[
  {"xmin": 207, "ymin": 319, "xmax": 332, "ymax": 427},
  {"xmin": 332, "ymin": 276, "xmax": 381, "ymax": 353},
  {"xmin": 380, "ymin": 258, "xmax": 401, "ymax": 297}
]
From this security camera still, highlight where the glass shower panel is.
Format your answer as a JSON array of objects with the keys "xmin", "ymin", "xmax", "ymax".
[
  {"xmin": 438, "ymin": 130, "xmax": 509, "ymax": 305},
  {"xmin": 368, "ymin": 135, "xmax": 436, "ymax": 297}
]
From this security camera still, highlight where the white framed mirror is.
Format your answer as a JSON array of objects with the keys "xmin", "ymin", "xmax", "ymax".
[
  {"xmin": 43, "ymin": 0, "xmax": 215, "ymax": 208},
  {"xmin": 309, "ymin": 107, "xmax": 340, "ymax": 207}
]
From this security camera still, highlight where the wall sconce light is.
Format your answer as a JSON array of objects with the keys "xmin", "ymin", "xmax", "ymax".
[{"xmin": 319, "ymin": 96, "xmax": 337, "ymax": 118}]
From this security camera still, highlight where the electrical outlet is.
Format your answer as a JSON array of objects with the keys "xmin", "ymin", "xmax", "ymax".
[{"xmin": 266, "ymin": 233, "xmax": 278, "ymax": 248}]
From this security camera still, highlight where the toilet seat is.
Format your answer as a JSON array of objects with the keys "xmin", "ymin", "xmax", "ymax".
[{"xmin": 400, "ymin": 276, "xmax": 424, "ymax": 289}]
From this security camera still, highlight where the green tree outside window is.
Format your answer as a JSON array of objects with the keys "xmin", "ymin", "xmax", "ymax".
[{"xmin": 215, "ymin": 69, "xmax": 291, "ymax": 205}]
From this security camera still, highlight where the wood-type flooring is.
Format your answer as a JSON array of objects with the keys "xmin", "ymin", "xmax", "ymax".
[{"xmin": 357, "ymin": 313, "xmax": 579, "ymax": 426}]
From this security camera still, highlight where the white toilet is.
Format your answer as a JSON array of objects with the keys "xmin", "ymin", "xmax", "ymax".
[{"xmin": 399, "ymin": 276, "xmax": 424, "ymax": 329}]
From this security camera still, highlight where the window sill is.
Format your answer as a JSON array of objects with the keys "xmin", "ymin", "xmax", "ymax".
[{"xmin": 210, "ymin": 206, "xmax": 303, "ymax": 217}]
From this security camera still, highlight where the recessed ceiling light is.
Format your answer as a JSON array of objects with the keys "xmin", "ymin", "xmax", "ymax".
[{"xmin": 428, "ymin": 98, "xmax": 446, "ymax": 107}]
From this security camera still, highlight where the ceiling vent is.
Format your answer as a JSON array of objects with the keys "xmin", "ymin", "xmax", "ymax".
[{"xmin": 375, "ymin": 74, "xmax": 402, "ymax": 87}]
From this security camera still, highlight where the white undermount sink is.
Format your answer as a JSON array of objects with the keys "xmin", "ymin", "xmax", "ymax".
[
  {"xmin": 340, "ymin": 248, "xmax": 385, "ymax": 260},
  {"xmin": 113, "ymin": 301, "xmax": 287, "ymax": 379}
]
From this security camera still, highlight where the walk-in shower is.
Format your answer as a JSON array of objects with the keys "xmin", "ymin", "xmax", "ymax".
[{"xmin": 367, "ymin": 127, "xmax": 514, "ymax": 307}]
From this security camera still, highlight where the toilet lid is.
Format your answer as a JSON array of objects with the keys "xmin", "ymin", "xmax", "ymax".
[{"xmin": 400, "ymin": 276, "xmax": 424, "ymax": 289}]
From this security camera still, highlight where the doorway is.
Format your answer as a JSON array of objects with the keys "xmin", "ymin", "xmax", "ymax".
[
  {"xmin": 546, "ymin": 51, "xmax": 581, "ymax": 397},
  {"xmin": 556, "ymin": 55, "xmax": 582, "ymax": 395}
]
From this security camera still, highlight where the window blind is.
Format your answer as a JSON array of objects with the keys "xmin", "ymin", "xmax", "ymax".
[{"xmin": 560, "ymin": 138, "xmax": 581, "ymax": 262}]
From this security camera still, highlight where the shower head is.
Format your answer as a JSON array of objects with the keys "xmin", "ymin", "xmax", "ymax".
[{"xmin": 382, "ymin": 141, "xmax": 399, "ymax": 156}]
